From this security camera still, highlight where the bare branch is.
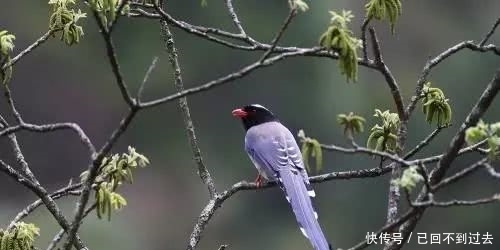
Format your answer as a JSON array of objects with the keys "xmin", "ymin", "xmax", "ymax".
[
  {"xmin": 1, "ymin": 30, "xmax": 54, "ymax": 70},
  {"xmin": 65, "ymin": 108, "xmax": 137, "ymax": 250},
  {"xmin": 92, "ymin": 9, "xmax": 136, "ymax": 107},
  {"xmin": 224, "ymin": 0, "xmax": 248, "ymax": 38},
  {"xmin": 0, "ymin": 159, "xmax": 87, "ymax": 249},
  {"xmin": 406, "ymin": 41, "xmax": 500, "ymax": 118},
  {"xmin": 259, "ymin": 9, "xmax": 297, "ymax": 62},
  {"xmin": 139, "ymin": 48, "xmax": 321, "ymax": 109},
  {"xmin": 484, "ymin": 162, "xmax": 500, "ymax": 178},
  {"xmin": 430, "ymin": 69, "xmax": 500, "ymax": 185},
  {"xmin": 3, "ymin": 84, "xmax": 23, "ymax": 123},
  {"xmin": 47, "ymin": 203, "xmax": 96, "ymax": 250},
  {"xmin": 0, "ymin": 122, "xmax": 96, "ymax": 157},
  {"xmin": 404, "ymin": 126, "xmax": 446, "ymax": 159},
  {"xmin": 160, "ymin": 16, "xmax": 217, "ymax": 197},
  {"xmin": 361, "ymin": 18, "xmax": 372, "ymax": 61},
  {"xmin": 479, "ymin": 17, "xmax": 500, "ymax": 47},
  {"xmin": 412, "ymin": 194, "xmax": 500, "ymax": 207},
  {"xmin": 433, "ymin": 158, "xmax": 489, "ymax": 190},
  {"xmin": 368, "ymin": 27, "xmax": 405, "ymax": 119},
  {"xmin": 109, "ymin": 0, "xmax": 130, "ymax": 33},
  {"xmin": 388, "ymin": 69, "xmax": 500, "ymax": 250},
  {"xmin": 8, "ymin": 183, "xmax": 82, "ymax": 230},
  {"xmin": 319, "ymin": 143, "xmax": 410, "ymax": 166},
  {"xmin": 137, "ymin": 56, "xmax": 159, "ymax": 102}
]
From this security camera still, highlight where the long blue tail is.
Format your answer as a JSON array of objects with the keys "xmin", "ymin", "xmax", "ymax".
[{"xmin": 278, "ymin": 168, "xmax": 331, "ymax": 250}]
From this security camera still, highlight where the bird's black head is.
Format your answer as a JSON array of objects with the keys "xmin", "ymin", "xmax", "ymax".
[{"xmin": 232, "ymin": 104, "xmax": 278, "ymax": 130}]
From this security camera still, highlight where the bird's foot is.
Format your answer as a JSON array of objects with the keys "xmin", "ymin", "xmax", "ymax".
[{"xmin": 253, "ymin": 174, "xmax": 263, "ymax": 188}]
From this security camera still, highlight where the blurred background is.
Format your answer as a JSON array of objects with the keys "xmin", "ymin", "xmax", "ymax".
[{"xmin": 1, "ymin": 0, "xmax": 500, "ymax": 249}]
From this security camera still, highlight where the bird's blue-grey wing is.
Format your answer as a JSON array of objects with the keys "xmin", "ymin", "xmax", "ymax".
[{"xmin": 244, "ymin": 124, "xmax": 331, "ymax": 250}]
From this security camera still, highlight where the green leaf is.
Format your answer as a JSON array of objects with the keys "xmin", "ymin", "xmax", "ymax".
[
  {"xmin": 0, "ymin": 30, "xmax": 15, "ymax": 56},
  {"xmin": 319, "ymin": 10, "xmax": 361, "ymax": 82},
  {"xmin": 289, "ymin": 0, "xmax": 309, "ymax": 12},
  {"xmin": 421, "ymin": 82, "xmax": 452, "ymax": 127},
  {"xmin": 365, "ymin": 0, "xmax": 402, "ymax": 33},
  {"xmin": 392, "ymin": 165, "xmax": 424, "ymax": 191},
  {"xmin": 337, "ymin": 112, "xmax": 366, "ymax": 138},
  {"xmin": 310, "ymin": 139, "xmax": 323, "ymax": 173},
  {"xmin": 49, "ymin": 0, "xmax": 86, "ymax": 46},
  {"xmin": 0, "ymin": 222, "xmax": 40, "ymax": 250}
]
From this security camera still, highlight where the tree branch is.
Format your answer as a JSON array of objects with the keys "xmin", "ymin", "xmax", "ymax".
[
  {"xmin": 404, "ymin": 126, "xmax": 446, "ymax": 159},
  {"xmin": 139, "ymin": 48, "xmax": 321, "ymax": 109},
  {"xmin": 137, "ymin": 56, "xmax": 159, "ymax": 102},
  {"xmin": 92, "ymin": 9, "xmax": 136, "ymax": 107},
  {"xmin": 479, "ymin": 17, "xmax": 500, "ymax": 47},
  {"xmin": 430, "ymin": 69, "xmax": 500, "ymax": 184},
  {"xmin": 259, "ymin": 8, "xmax": 297, "ymax": 62},
  {"xmin": 160, "ymin": 14, "xmax": 217, "ymax": 198},
  {"xmin": 1, "ymin": 30, "xmax": 54, "ymax": 70},
  {"xmin": 0, "ymin": 159, "xmax": 87, "ymax": 249},
  {"xmin": 8, "ymin": 183, "xmax": 82, "ymax": 230}
]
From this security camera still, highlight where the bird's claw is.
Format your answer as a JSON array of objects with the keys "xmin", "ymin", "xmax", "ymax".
[{"xmin": 253, "ymin": 174, "xmax": 262, "ymax": 188}]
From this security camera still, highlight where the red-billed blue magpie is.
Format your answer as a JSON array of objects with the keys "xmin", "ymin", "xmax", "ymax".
[{"xmin": 232, "ymin": 104, "xmax": 332, "ymax": 250}]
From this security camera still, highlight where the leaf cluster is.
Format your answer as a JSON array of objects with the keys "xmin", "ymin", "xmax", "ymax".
[
  {"xmin": 365, "ymin": 0, "xmax": 402, "ymax": 33},
  {"xmin": 366, "ymin": 109, "xmax": 399, "ymax": 152},
  {"xmin": 337, "ymin": 112, "xmax": 366, "ymax": 139},
  {"xmin": 81, "ymin": 146, "xmax": 150, "ymax": 220},
  {"xmin": 288, "ymin": 0, "xmax": 309, "ymax": 12},
  {"xmin": 392, "ymin": 165, "xmax": 424, "ymax": 191},
  {"xmin": 0, "ymin": 222, "xmax": 40, "ymax": 250},
  {"xmin": 88, "ymin": 0, "xmax": 130, "ymax": 26},
  {"xmin": 48, "ymin": 0, "xmax": 87, "ymax": 46},
  {"xmin": 421, "ymin": 82, "xmax": 452, "ymax": 127},
  {"xmin": 0, "ymin": 30, "xmax": 15, "ymax": 85},
  {"xmin": 297, "ymin": 130, "xmax": 323, "ymax": 174},
  {"xmin": 319, "ymin": 10, "xmax": 361, "ymax": 82},
  {"xmin": 0, "ymin": 30, "xmax": 15, "ymax": 56},
  {"xmin": 465, "ymin": 120, "xmax": 500, "ymax": 159}
]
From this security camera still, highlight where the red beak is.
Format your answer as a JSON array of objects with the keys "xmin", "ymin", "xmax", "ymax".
[{"xmin": 232, "ymin": 108, "xmax": 248, "ymax": 118}]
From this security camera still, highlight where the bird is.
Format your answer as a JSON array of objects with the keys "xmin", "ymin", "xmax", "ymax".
[{"xmin": 232, "ymin": 104, "xmax": 332, "ymax": 250}]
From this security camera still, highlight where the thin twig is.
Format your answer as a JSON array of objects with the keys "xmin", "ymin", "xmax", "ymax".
[
  {"xmin": 319, "ymin": 143, "xmax": 410, "ymax": 166},
  {"xmin": 430, "ymin": 69, "xmax": 500, "ymax": 185},
  {"xmin": 406, "ymin": 41, "xmax": 500, "ymax": 119},
  {"xmin": 0, "ymin": 159, "xmax": 87, "ymax": 249},
  {"xmin": 64, "ymin": 108, "xmax": 137, "ymax": 250},
  {"xmin": 160, "ymin": 14, "xmax": 217, "ymax": 198},
  {"xmin": 1, "ymin": 30, "xmax": 54, "ymax": 70},
  {"xmin": 479, "ymin": 17, "xmax": 500, "ymax": 47},
  {"xmin": 137, "ymin": 56, "xmax": 159, "ymax": 102},
  {"xmin": 259, "ymin": 9, "xmax": 297, "ymax": 62},
  {"xmin": 484, "ymin": 162, "xmax": 500, "ymax": 178},
  {"xmin": 3, "ymin": 84, "xmax": 23, "ymax": 123},
  {"xmin": 368, "ymin": 27, "xmax": 405, "ymax": 119},
  {"xmin": 224, "ymin": 0, "xmax": 247, "ymax": 37},
  {"xmin": 433, "ymin": 158, "xmax": 489, "ymax": 190},
  {"xmin": 404, "ymin": 126, "xmax": 445, "ymax": 159},
  {"xmin": 139, "ymin": 48, "xmax": 321, "ymax": 109},
  {"xmin": 361, "ymin": 18, "xmax": 372, "ymax": 61},
  {"xmin": 412, "ymin": 194, "xmax": 500, "ymax": 207},
  {"xmin": 92, "ymin": 9, "xmax": 136, "ymax": 107},
  {"xmin": 8, "ymin": 184, "xmax": 82, "ymax": 230},
  {"xmin": 0, "ymin": 122, "xmax": 96, "ymax": 157},
  {"xmin": 109, "ymin": 0, "xmax": 130, "ymax": 33},
  {"xmin": 46, "ymin": 203, "xmax": 97, "ymax": 250}
]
